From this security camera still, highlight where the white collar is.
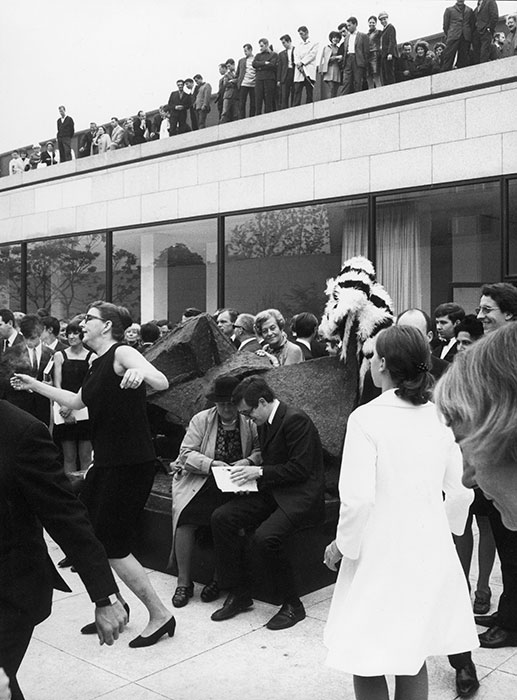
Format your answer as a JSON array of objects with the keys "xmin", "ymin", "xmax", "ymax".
[{"xmin": 268, "ymin": 398, "xmax": 281, "ymax": 424}]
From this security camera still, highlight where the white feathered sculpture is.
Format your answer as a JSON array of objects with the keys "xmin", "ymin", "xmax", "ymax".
[{"xmin": 319, "ymin": 256, "xmax": 394, "ymax": 388}]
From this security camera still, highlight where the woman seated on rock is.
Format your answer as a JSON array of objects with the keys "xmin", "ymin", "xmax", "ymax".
[{"xmin": 171, "ymin": 375, "xmax": 261, "ymax": 607}]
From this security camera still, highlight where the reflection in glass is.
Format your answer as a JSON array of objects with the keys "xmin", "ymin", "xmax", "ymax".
[
  {"xmin": 112, "ymin": 221, "xmax": 217, "ymax": 323},
  {"xmin": 508, "ymin": 180, "xmax": 517, "ymax": 277},
  {"xmin": 225, "ymin": 201, "xmax": 368, "ymax": 318},
  {"xmin": 0, "ymin": 244, "xmax": 22, "ymax": 311},
  {"xmin": 26, "ymin": 234, "xmax": 106, "ymax": 319},
  {"xmin": 376, "ymin": 184, "xmax": 500, "ymax": 315}
]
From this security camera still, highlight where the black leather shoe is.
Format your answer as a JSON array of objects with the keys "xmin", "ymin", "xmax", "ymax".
[
  {"xmin": 172, "ymin": 583, "xmax": 194, "ymax": 608},
  {"xmin": 200, "ymin": 580, "xmax": 220, "ymax": 603},
  {"xmin": 266, "ymin": 602, "xmax": 306, "ymax": 630},
  {"xmin": 479, "ymin": 625, "xmax": 517, "ymax": 648},
  {"xmin": 211, "ymin": 592, "xmax": 253, "ymax": 621},
  {"xmin": 474, "ymin": 611, "xmax": 498, "ymax": 628},
  {"xmin": 455, "ymin": 661, "xmax": 480, "ymax": 698},
  {"xmin": 81, "ymin": 603, "xmax": 130, "ymax": 635},
  {"xmin": 473, "ymin": 589, "xmax": 491, "ymax": 615}
]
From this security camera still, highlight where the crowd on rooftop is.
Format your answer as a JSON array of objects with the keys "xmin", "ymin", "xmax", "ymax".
[{"xmin": 6, "ymin": 2, "xmax": 517, "ymax": 176}]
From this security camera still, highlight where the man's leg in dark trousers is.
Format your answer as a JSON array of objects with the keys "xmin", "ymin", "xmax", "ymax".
[{"xmin": 0, "ymin": 611, "xmax": 34, "ymax": 700}]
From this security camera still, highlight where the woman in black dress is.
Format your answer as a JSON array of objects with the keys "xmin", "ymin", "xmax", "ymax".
[
  {"xmin": 12, "ymin": 301, "xmax": 174, "ymax": 648},
  {"xmin": 53, "ymin": 321, "xmax": 95, "ymax": 474}
]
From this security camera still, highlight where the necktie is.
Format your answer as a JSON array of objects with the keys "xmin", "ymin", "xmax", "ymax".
[{"xmin": 30, "ymin": 347, "xmax": 37, "ymax": 370}]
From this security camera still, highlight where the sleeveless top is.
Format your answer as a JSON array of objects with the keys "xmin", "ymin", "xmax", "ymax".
[
  {"xmin": 60, "ymin": 349, "xmax": 94, "ymax": 393},
  {"xmin": 81, "ymin": 342, "xmax": 155, "ymax": 467}
]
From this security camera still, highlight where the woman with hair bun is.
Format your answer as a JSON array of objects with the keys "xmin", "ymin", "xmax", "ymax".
[
  {"xmin": 323, "ymin": 325, "xmax": 477, "ymax": 700},
  {"xmin": 11, "ymin": 301, "xmax": 174, "ymax": 648}
]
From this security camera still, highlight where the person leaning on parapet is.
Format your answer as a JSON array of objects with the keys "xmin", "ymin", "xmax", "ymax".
[
  {"xmin": 193, "ymin": 74, "xmax": 212, "ymax": 129},
  {"xmin": 491, "ymin": 31, "xmax": 506, "ymax": 59},
  {"xmin": 237, "ymin": 44, "xmax": 257, "ymax": 118},
  {"xmin": 216, "ymin": 62, "xmax": 227, "ymax": 120},
  {"xmin": 8, "ymin": 150, "xmax": 24, "ymax": 176},
  {"xmin": 56, "ymin": 105, "xmax": 75, "ymax": 162},
  {"xmin": 277, "ymin": 34, "xmax": 295, "ymax": 109},
  {"xmin": 28, "ymin": 144, "xmax": 42, "ymax": 170},
  {"xmin": 378, "ymin": 11, "xmax": 398, "ymax": 85},
  {"xmin": 78, "ymin": 122, "xmax": 98, "ymax": 158},
  {"xmin": 293, "ymin": 25, "xmax": 318, "ymax": 106},
  {"xmin": 432, "ymin": 42, "xmax": 447, "ymax": 71},
  {"xmin": 109, "ymin": 117, "xmax": 129, "ymax": 150},
  {"xmin": 210, "ymin": 375, "xmax": 324, "ymax": 630},
  {"xmin": 502, "ymin": 13, "xmax": 517, "ymax": 57},
  {"xmin": 254, "ymin": 308, "xmax": 303, "ymax": 366},
  {"xmin": 234, "ymin": 313, "xmax": 261, "ymax": 352},
  {"xmin": 340, "ymin": 16, "xmax": 370, "ymax": 96},
  {"xmin": 0, "ymin": 397, "xmax": 127, "ymax": 700},
  {"xmin": 252, "ymin": 38, "xmax": 278, "ymax": 115},
  {"xmin": 472, "ymin": 0, "xmax": 499, "ymax": 64},
  {"xmin": 441, "ymin": 0, "xmax": 475, "ymax": 72}
]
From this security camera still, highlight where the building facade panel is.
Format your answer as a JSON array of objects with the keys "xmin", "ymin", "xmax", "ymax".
[{"xmin": 432, "ymin": 134, "xmax": 502, "ymax": 183}]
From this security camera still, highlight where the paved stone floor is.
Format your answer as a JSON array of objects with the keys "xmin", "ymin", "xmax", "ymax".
[{"xmin": 17, "ymin": 535, "xmax": 517, "ymax": 699}]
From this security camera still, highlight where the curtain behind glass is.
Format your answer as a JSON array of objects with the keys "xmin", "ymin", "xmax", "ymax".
[
  {"xmin": 341, "ymin": 205, "xmax": 368, "ymax": 265},
  {"xmin": 377, "ymin": 201, "xmax": 422, "ymax": 314}
]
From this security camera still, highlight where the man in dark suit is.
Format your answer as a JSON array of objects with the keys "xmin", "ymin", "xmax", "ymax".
[
  {"xmin": 210, "ymin": 376, "xmax": 324, "ymax": 630},
  {"xmin": 276, "ymin": 34, "xmax": 295, "ymax": 109},
  {"xmin": 167, "ymin": 80, "xmax": 192, "ymax": 135},
  {"xmin": 432, "ymin": 302, "xmax": 465, "ymax": 363},
  {"xmin": 234, "ymin": 313, "xmax": 262, "ymax": 353},
  {"xmin": 473, "ymin": 0, "xmax": 499, "ymax": 63},
  {"xmin": 0, "ymin": 399, "xmax": 126, "ymax": 700},
  {"xmin": 78, "ymin": 122, "xmax": 98, "ymax": 157},
  {"xmin": 1, "ymin": 315, "xmax": 54, "ymax": 426},
  {"xmin": 41, "ymin": 315, "xmax": 67, "ymax": 354},
  {"xmin": 378, "ymin": 11, "xmax": 399, "ymax": 85},
  {"xmin": 56, "ymin": 105, "xmax": 75, "ymax": 162},
  {"xmin": 291, "ymin": 312, "xmax": 327, "ymax": 360},
  {"xmin": 340, "ymin": 17, "xmax": 370, "ymax": 95},
  {"xmin": 442, "ymin": 0, "xmax": 475, "ymax": 71}
]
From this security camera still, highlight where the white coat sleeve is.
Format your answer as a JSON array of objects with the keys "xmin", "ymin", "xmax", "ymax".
[
  {"xmin": 442, "ymin": 427, "xmax": 474, "ymax": 536},
  {"xmin": 335, "ymin": 412, "xmax": 377, "ymax": 560}
]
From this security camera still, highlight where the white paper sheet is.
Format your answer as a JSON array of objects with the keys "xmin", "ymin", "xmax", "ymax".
[{"xmin": 212, "ymin": 466, "xmax": 258, "ymax": 493}]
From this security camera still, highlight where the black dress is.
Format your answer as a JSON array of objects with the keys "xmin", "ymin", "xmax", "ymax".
[
  {"xmin": 79, "ymin": 342, "xmax": 157, "ymax": 558},
  {"xmin": 53, "ymin": 349, "xmax": 93, "ymax": 442}
]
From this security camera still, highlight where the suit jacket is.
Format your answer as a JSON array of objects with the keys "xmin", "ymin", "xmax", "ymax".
[
  {"xmin": 237, "ymin": 56, "xmax": 256, "ymax": 88},
  {"xmin": 0, "ymin": 400, "xmax": 117, "ymax": 626},
  {"xmin": 194, "ymin": 82, "xmax": 212, "ymax": 111},
  {"xmin": 258, "ymin": 402, "xmax": 324, "ymax": 527},
  {"xmin": 168, "ymin": 90, "xmax": 192, "ymax": 113},
  {"xmin": 237, "ymin": 337, "xmax": 262, "ymax": 353},
  {"xmin": 0, "ymin": 340, "xmax": 53, "ymax": 425},
  {"xmin": 342, "ymin": 31, "xmax": 370, "ymax": 68},
  {"xmin": 431, "ymin": 339, "xmax": 459, "ymax": 363},
  {"xmin": 252, "ymin": 49, "xmax": 278, "ymax": 81},
  {"xmin": 56, "ymin": 115, "xmax": 75, "ymax": 139},
  {"xmin": 380, "ymin": 23, "xmax": 399, "ymax": 59},
  {"xmin": 443, "ymin": 3, "xmax": 475, "ymax": 41},
  {"xmin": 277, "ymin": 48, "xmax": 295, "ymax": 83},
  {"xmin": 474, "ymin": 0, "xmax": 499, "ymax": 32}
]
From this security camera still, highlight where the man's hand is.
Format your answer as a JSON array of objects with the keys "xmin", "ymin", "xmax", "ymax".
[
  {"xmin": 95, "ymin": 600, "xmax": 128, "ymax": 646},
  {"xmin": 0, "ymin": 668, "xmax": 11, "ymax": 700},
  {"xmin": 323, "ymin": 540, "xmax": 343, "ymax": 571},
  {"xmin": 231, "ymin": 459, "xmax": 251, "ymax": 467},
  {"xmin": 230, "ymin": 465, "xmax": 262, "ymax": 486}
]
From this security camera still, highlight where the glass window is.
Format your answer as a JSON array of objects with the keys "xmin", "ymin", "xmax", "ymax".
[
  {"xmin": 112, "ymin": 220, "xmax": 218, "ymax": 323},
  {"xmin": 376, "ymin": 183, "xmax": 501, "ymax": 316},
  {"xmin": 508, "ymin": 179, "xmax": 517, "ymax": 277},
  {"xmin": 0, "ymin": 244, "xmax": 22, "ymax": 311},
  {"xmin": 224, "ymin": 200, "xmax": 368, "ymax": 318},
  {"xmin": 26, "ymin": 234, "xmax": 107, "ymax": 319}
]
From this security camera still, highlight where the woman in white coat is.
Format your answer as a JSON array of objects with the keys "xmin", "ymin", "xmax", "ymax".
[
  {"xmin": 171, "ymin": 375, "xmax": 261, "ymax": 608},
  {"xmin": 324, "ymin": 325, "xmax": 478, "ymax": 700}
]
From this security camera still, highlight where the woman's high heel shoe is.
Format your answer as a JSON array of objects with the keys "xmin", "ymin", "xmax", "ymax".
[
  {"xmin": 128, "ymin": 616, "xmax": 176, "ymax": 648},
  {"xmin": 80, "ymin": 602, "xmax": 130, "ymax": 635}
]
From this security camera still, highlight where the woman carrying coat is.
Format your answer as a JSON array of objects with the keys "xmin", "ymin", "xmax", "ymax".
[{"xmin": 171, "ymin": 375, "xmax": 261, "ymax": 608}]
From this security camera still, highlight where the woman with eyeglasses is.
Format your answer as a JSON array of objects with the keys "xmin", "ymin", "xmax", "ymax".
[
  {"xmin": 11, "ymin": 301, "xmax": 174, "ymax": 648},
  {"xmin": 171, "ymin": 375, "xmax": 261, "ymax": 608},
  {"xmin": 323, "ymin": 325, "xmax": 477, "ymax": 700}
]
